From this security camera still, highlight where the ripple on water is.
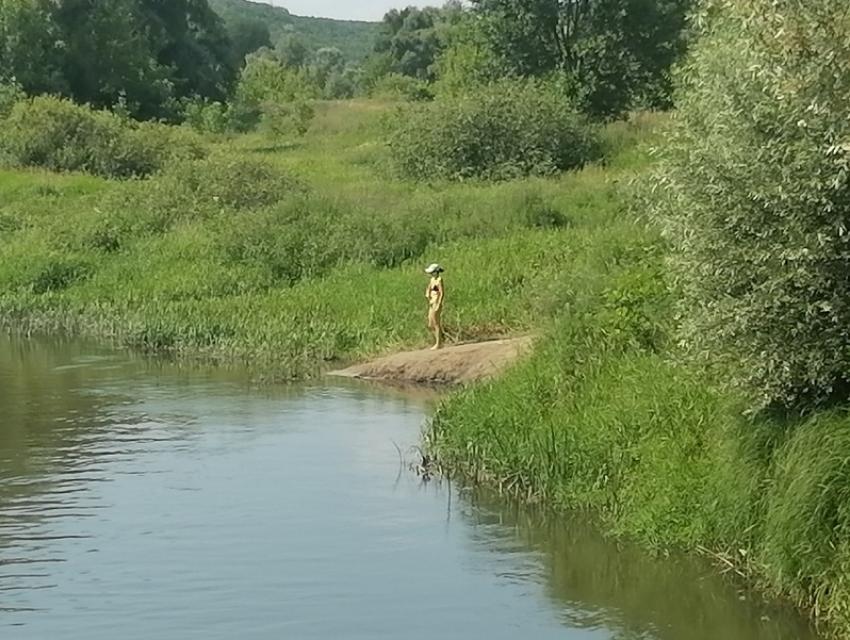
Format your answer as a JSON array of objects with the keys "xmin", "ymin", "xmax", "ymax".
[{"xmin": 0, "ymin": 335, "xmax": 826, "ymax": 640}]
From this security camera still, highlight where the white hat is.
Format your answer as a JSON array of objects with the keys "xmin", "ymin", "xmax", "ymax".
[{"xmin": 425, "ymin": 263, "xmax": 443, "ymax": 274}]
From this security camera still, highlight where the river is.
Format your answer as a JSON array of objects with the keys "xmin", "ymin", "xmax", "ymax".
[{"xmin": 0, "ymin": 334, "xmax": 823, "ymax": 639}]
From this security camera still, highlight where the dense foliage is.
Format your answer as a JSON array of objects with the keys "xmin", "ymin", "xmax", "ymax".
[
  {"xmin": 0, "ymin": 0, "xmax": 237, "ymax": 120},
  {"xmin": 207, "ymin": 0, "xmax": 380, "ymax": 62},
  {"xmin": 431, "ymin": 15, "xmax": 502, "ymax": 97},
  {"xmin": 471, "ymin": 0, "xmax": 693, "ymax": 118},
  {"xmin": 226, "ymin": 16, "xmax": 272, "ymax": 66},
  {"xmin": 0, "ymin": 99, "xmax": 621, "ymax": 364},
  {"xmin": 424, "ymin": 4, "xmax": 850, "ymax": 634},
  {"xmin": 226, "ymin": 53, "xmax": 316, "ymax": 133},
  {"xmin": 0, "ymin": 0, "xmax": 381, "ymax": 121},
  {"xmin": 389, "ymin": 80, "xmax": 601, "ymax": 181},
  {"xmin": 650, "ymin": 0, "xmax": 850, "ymax": 411},
  {"xmin": 0, "ymin": 0, "xmax": 696, "ymax": 124},
  {"xmin": 3, "ymin": 0, "xmax": 850, "ymax": 630},
  {"xmin": 370, "ymin": 4, "xmax": 464, "ymax": 82},
  {"xmin": 0, "ymin": 95, "xmax": 204, "ymax": 178}
]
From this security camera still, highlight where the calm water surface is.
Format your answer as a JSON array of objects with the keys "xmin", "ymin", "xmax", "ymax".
[{"xmin": 0, "ymin": 334, "xmax": 824, "ymax": 639}]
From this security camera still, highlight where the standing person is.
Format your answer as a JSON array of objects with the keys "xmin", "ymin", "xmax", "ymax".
[{"xmin": 424, "ymin": 263, "xmax": 445, "ymax": 350}]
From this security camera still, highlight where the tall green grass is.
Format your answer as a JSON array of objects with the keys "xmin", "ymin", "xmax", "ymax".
[
  {"xmin": 0, "ymin": 100, "xmax": 644, "ymax": 376},
  {"xmin": 427, "ymin": 129, "xmax": 850, "ymax": 634},
  {"xmin": 432, "ymin": 337, "xmax": 850, "ymax": 632}
]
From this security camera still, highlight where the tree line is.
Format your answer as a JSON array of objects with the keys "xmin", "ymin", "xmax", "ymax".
[
  {"xmin": 0, "ymin": 0, "xmax": 695, "ymax": 123},
  {"xmin": 359, "ymin": 0, "xmax": 693, "ymax": 118},
  {"xmin": 0, "ymin": 0, "xmax": 238, "ymax": 121}
]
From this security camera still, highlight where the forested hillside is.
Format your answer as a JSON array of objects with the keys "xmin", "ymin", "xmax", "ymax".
[{"xmin": 207, "ymin": 0, "xmax": 379, "ymax": 62}]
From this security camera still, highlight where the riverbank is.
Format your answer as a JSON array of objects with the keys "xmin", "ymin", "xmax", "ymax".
[
  {"xmin": 0, "ymin": 332, "xmax": 821, "ymax": 640},
  {"xmin": 427, "ymin": 264, "xmax": 850, "ymax": 635},
  {"xmin": 329, "ymin": 336, "xmax": 533, "ymax": 385},
  {"xmin": 1, "ymin": 99, "xmax": 845, "ymax": 636},
  {"xmin": 0, "ymin": 100, "xmax": 652, "ymax": 377}
]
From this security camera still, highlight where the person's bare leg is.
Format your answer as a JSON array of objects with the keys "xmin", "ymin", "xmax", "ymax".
[
  {"xmin": 431, "ymin": 312, "xmax": 443, "ymax": 349},
  {"xmin": 432, "ymin": 325, "xmax": 442, "ymax": 349}
]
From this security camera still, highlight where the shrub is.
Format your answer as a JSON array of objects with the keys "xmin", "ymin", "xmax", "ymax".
[
  {"xmin": 28, "ymin": 257, "xmax": 92, "ymax": 294},
  {"xmin": 760, "ymin": 411, "xmax": 850, "ymax": 629},
  {"xmin": 164, "ymin": 154, "xmax": 301, "ymax": 211},
  {"xmin": 332, "ymin": 209, "xmax": 433, "ymax": 269},
  {"xmin": 370, "ymin": 73, "xmax": 433, "ymax": 102},
  {"xmin": 323, "ymin": 70, "xmax": 356, "ymax": 100},
  {"xmin": 516, "ymin": 191, "xmax": 570, "ymax": 229},
  {"xmin": 260, "ymin": 99, "xmax": 315, "ymax": 138},
  {"xmin": 389, "ymin": 80, "xmax": 602, "ymax": 181},
  {"xmin": 0, "ymin": 81, "xmax": 25, "ymax": 119},
  {"xmin": 432, "ymin": 20, "xmax": 501, "ymax": 98},
  {"xmin": 0, "ymin": 241, "xmax": 95, "ymax": 294},
  {"xmin": 0, "ymin": 96, "xmax": 205, "ymax": 178},
  {"xmin": 217, "ymin": 193, "xmax": 436, "ymax": 286},
  {"xmin": 229, "ymin": 55, "xmax": 319, "ymax": 133},
  {"xmin": 217, "ymin": 196, "xmax": 341, "ymax": 285},
  {"xmin": 182, "ymin": 98, "xmax": 231, "ymax": 134},
  {"xmin": 127, "ymin": 121, "xmax": 206, "ymax": 168},
  {"xmin": 92, "ymin": 155, "xmax": 301, "ymax": 244},
  {"xmin": 648, "ymin": 0, "xmax": 850, "ymax": 411},
  {"xmin": 186, "ymin": 92, "xmax": 316, "ymax": 139}
]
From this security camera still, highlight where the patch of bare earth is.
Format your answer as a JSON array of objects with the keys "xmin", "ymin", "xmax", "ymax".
[{"xmin": 328, "ymin": 336, "xmax": 533, "ymax": 386}]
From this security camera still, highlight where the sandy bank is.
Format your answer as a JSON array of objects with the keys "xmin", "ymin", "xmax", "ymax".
[{"xmin": 328, "ymin": 337, "xmax": 533, "ymax": 386}]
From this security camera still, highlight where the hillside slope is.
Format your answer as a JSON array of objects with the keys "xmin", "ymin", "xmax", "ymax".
[{"xmin": 208, "ymin": 0, "xmax": 379, "ymax": 62}]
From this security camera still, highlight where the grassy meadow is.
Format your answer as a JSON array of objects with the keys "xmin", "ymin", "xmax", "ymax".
[{"xmin": 0, "ymin": 100, "xmax": 655, "ymax": 376}]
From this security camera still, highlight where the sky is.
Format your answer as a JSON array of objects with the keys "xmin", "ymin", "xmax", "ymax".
[{"xmin": 266, "ymin": 0, "xmax": 409, "ymax": 22}]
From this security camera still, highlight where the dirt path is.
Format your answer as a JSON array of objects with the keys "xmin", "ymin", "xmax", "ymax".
[{"xmin": 328, "ymin": 336, "xmax": 533, "ymax": 386}]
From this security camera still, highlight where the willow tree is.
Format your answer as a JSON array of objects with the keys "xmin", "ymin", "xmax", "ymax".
[{"xmin": 651, "ymin": 0, "xmax": 850, "ymax": 410}]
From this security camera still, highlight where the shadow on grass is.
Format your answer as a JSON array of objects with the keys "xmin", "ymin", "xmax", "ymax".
[{"xmin": 244, "ymin": 141, "xmax": 304, "ymax": 154}]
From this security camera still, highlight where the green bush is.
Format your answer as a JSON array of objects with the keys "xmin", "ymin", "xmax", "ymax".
[
  {"xmin": 28, "ymin": 257, "xmax": 92, "ymax": 294},
  {"xmin": 216, "ymin": 193, "xmax": 434, "ymax": 286},
  {"xmin": 0, "ymin": 96, "xmax": 206, "ymax": 179},
  {"xmin": 759, "ymin": 411, "xmax": 850, "ymax": 628},
  {"xmin": 182, "ymin": 98, "xmax": 231, "ymax": 134},
  {"xmin": 0, "ymin": 239, "xmax": 95, "ymax": 295},
  {"xmin": 91, "ymin": 155, "xmax": 301, "ymax": 245},
  {"xmin": 164, "ymin": 154, "xmax": 301, "ymax": 211},
  {"xmin": 260, "ymin": 99, "xmax": 315, "ymax": 138},
  {"xmin": 0, "ymin": 81, "xmax": 25, "ymax": 119},
  {"xmin": 331, "ymin": 208, "xmax": 432, "ymax": 269},
  {"xmin": 228, "ymin": 55, "xmax": 320, "ymax": 134},
  {"xmin": 389, "ymin": 80, "xmax": 602, "ymax": 181},
  {"xmin": 218, "ymin": 197, "xmax": 340, "ymax": 286},
  {"xmin": 370, "ymin": 73, "xmax": 433, "ymax": 102},
  {"xmin": 649, "ymin": 0, "xmax": 850, "ymax": 411}
]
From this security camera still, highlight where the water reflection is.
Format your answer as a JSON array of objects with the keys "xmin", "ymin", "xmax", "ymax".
[
  {"xmin": 0, "ymin": 338, "xmax": 164, "ymax": 609},
  {"xmin": 0, "ymin": 333, "xmax": 824, "ymax": 640},
  {"xmin": 458, "ymin": 490, "xmax": 819, "ymax": 640}
]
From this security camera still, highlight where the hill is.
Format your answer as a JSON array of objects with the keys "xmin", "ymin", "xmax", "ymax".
[{"xmin": 207, "ymin": 0, "xmax": 380, "ymax": 62}]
